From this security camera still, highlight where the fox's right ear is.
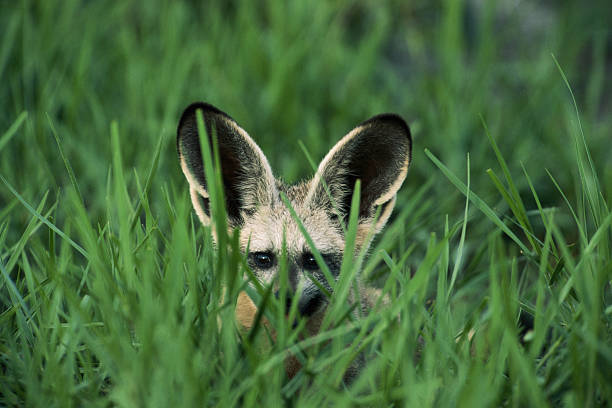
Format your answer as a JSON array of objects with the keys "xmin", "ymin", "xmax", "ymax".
[
  {"xmin": 177, "ymin": 102, "xmax": 277, "ymax": 227},
  {"xmin": 306, "ymin": 113, "xmax": 411, "ymax": 244}
]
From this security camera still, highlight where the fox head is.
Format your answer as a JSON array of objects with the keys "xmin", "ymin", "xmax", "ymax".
[{"xmin": 177, "ymin": 102, "xmax": 411, "ymax": 332}]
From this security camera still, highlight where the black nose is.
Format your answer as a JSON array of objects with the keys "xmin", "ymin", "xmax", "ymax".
[
  {"xmin": 298, "ymin": 292, "xmax": 324, "ymax": 317},
  {"xmin": 275, "ymin": 290, "xmax": 323, "ymax": 317}
]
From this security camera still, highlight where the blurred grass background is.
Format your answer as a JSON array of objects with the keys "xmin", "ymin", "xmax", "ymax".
[{"xmin": 1, "ymin": 0, "xmax": 611, "ymax": 406}]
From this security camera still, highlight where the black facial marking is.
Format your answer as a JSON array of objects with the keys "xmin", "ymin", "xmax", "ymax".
[
  {"xmin": 302, "ymin": 252, "xmax": 318, "ymax": 271},
  {"xmin": 300, "ymin": 252, "xmax": 342, "ymax": 275},
  {"xmin": 248, "ymin": 251, "xmax": 276, "ymax": 270}
]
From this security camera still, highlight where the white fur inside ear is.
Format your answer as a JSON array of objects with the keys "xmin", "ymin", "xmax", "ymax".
[
  {"xmin": 374, "ymin": 195, "xmax": 396, "ymax": 231},
  {"xmin": 179, "ymin": 153, "xmax": 209, "ymax": 198},
  {"xmin": 190, "ymin": 187, "xmax": 210, "ymax": 226},
  {"xmin": 373, "ymin": 155, "xmax": 410, "ymax": 206}
]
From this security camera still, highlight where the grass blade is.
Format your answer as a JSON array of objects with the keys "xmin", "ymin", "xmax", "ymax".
[
  {"xmin": 0, "ymin": 174, "xmax": 88, "ymax": 258},
  {"xmin": 425, "ymin": 148, "xmax": 532, "ymax": 256},
  {"xmin": 448, "ymin": 153, "xmax": 470, "ymax": 296},
  {"xmin": 46, "ymin": 113, "xmax": 83, "ymax": 204},
  {"xmin": 0, "ymin": 111, "xmax": 27, "ymax": 152}
]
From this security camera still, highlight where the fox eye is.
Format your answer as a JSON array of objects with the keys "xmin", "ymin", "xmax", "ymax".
[
  {"xmin": 249, "ymin": 252, "xmax": 275, "ymax": 269},
  {"xmin": 302, "ymin": 253, "xmax": 319, "ymax": 271}
]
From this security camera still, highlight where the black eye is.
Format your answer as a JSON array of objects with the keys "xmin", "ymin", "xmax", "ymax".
[
  {"xmin": 302, "ymin": 253, "xmax": 319, "ymax": 271},
  {"xmin": 249, "ymin": 252, "xmax": 275, "ymax": 269}
]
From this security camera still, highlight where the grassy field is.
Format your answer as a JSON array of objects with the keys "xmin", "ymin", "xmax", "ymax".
[{"xmin": 1, "ymin": 1, "xmax": 611, "ymax": 406}]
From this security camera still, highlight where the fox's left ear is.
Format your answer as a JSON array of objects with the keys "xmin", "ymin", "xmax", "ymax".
[{"xmin": 307, "ymin": 114, "xmax": 411, "ymax": 240}]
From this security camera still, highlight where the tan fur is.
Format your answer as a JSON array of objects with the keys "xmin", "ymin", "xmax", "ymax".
[
  {"xmin": 177, "ymin": 102, "xmax": 411, "ymax": 384},
  {"xmin": 235, "ymin": 291, "xmax": 260, "ymax": 330}
]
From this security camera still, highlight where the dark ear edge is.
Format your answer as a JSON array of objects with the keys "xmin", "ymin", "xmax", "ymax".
[
  {"xmin": 359, "ymin": 113, "xmax": 412, "ymax": 172},
  {"xmin": 176, "ymin": 102, "xmax": 235, "ymax": 194},
  {"xmin": 356, "ymin": 113, "xmax": 412, "ymax": 209},
  {"xmin": 176, "ymin": 102, "xmax": 235, "ymax": 154}
]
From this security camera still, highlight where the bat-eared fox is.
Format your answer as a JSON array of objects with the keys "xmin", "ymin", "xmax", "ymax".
[{"xmin": 177, "ymin": 102, "xmax": 411, "ymax": 383}]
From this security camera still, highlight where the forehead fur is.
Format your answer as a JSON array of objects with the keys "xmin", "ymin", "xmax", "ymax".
[{"xmin": 239, "ymin": 180, "xmax": 345, "ymax": 255}]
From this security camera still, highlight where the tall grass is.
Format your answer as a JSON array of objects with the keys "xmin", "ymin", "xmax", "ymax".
[{"xmin": 1, "ymin": 0, "xmax": 611, "ymax": 406}]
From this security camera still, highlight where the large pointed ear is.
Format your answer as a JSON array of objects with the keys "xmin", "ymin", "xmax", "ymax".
[
  {"xmin": 177, "ymin": 102, "xmax": 277, "ymax": 227},
  {"xmin": 306, "ymin": 114, "xmax": 411, "ymax": 240}
]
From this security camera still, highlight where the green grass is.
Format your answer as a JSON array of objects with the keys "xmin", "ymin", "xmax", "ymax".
[{"xmin": 1, "ymin": 0, "xmax": 611, "ymax": 406}]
